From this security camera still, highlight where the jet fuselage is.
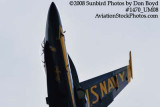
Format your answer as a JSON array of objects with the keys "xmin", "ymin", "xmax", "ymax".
[{"xmin": 44, "ymin": 3, "xmax": 76, "ymax": 107}]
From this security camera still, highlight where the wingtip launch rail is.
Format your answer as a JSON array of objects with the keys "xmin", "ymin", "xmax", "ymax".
[{"xmin": 129, "ymin": 51, "xmax": 133, "ymax": 79}]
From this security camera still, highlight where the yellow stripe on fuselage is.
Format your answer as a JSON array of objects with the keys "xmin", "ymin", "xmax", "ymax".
[{"xmin": 59, "ymin": 26, "xmax": 76, "ymax": 107}]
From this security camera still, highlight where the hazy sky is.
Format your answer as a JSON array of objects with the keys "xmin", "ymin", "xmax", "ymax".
[{"xmin": 0, "ymin": 0, "xmax": 160, "ymax": 107}]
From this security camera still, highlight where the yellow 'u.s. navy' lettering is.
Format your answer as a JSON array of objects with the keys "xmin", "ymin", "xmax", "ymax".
[
  {"xmin": 108, "ymin": 78, "xmax": 115, "ymax": 92},
  {"xmin": 111, "ymin": 75, "xmax": 119, "ymax": 88},
  {"xmin": 119, "ymin": 71, "xmax": 125, "ymax": 82},
  {"xmin": 99, "ymin": 81, "xmax": 107, "ymax": 97},
  {"xmin": 86, "ymin": 68, "xmax": 133, "ymax": 105},
  {"xmin": 91, "ymin": 85, "xmax": 99, "ymax": 104}
]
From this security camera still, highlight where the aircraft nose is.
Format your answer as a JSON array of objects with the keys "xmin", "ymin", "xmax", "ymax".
[{"xmin": 45, "ymin": 2, "xmax": 62, "ymax": 46}]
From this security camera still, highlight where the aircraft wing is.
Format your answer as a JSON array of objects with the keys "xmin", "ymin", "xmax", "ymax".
[{"xmin": 80, "ymin": 52, "xmax": 133, "ymax": 107}]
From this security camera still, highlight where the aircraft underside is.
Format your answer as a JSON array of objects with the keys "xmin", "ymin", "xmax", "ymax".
[{"xmin": 43, "ymin": 2, "xmax": 133, "ymax": 107}]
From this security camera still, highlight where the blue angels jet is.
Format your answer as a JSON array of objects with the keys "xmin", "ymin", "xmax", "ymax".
[{"xmin": 43, "ymin": 2, "xmax": 133, "ymax": 107}]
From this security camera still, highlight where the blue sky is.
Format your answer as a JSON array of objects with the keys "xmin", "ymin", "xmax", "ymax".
[{"xmin": 0, "ymin": 0, "xmax": 160, "ymax": 107}]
